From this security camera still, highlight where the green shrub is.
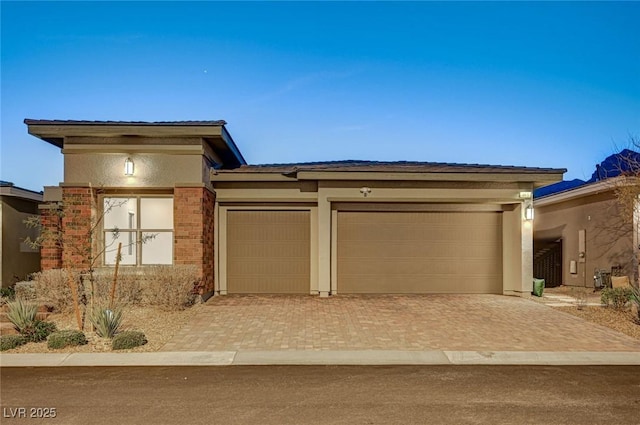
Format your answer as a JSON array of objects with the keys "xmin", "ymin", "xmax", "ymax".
[
  {"xmin": 0, "ymin": 286, "xmax": 15, "ymax": 300},
  {"xmin": 112, "ymin": 330, "xmax": 147, "ymax": 350},
  {"xmin": 0, "ymin": 335, "xmax": 27, "ymax": 351},
  {"xmin": 23, "ymin": 320, "xmax": 57, "ymax": 343},
  {"xmin": 89, "ymin": 307, "xmax": 123, "ymax": 338},
  {"xmin": 601, "ymin": 287, "xmax": 633, "ymax": 310},
  {"xmin": 143, "ymin": 265, "xmax": 198, "ymax": 311},
  {"xmin": 47, "ymin": 330, "xmax": 88, "ymax": 349},
  {"xmin": 6, "ymin": 299, "xmax": 38, "ymax": 333}
]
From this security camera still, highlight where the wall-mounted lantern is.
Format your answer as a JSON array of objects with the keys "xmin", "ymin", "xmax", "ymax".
[
  {"xmin": 124, "ymin": 157, "xmax": 135, "ymax": 176},
  {"xmin": 360, "ymin": 187, "xmax": 371, "ymax": 197},
  {"xmin": 524, "ymin": 203, "xmax": 534, "ymax": 220}
]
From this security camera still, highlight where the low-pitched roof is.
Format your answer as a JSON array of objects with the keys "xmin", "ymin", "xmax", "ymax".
[
  {"xmin": 218, "ymin": 160, "xmax": 565, "ymax": 174},
  {"xmin": 23, "ymin": 119, "xmax": 227, "ymax": 126},
  {"xmin": 24, "ymin": 118, "xmax": 246, "ymax": 167},
  {"xmin": 212, "ymin": 160, "xmax": 565, "ymax": 187},
  {"xmin": 0, "ymin": 181, "xmax": 43, "ymax": 202},
  {"xmin": 534, "ymin": 149, "xmax": 640, "ymax": 200}
]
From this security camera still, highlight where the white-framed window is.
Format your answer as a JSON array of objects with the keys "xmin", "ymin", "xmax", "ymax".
[{"xmin": 102, "ymin": 196, "xmax": 173, "ymax": 265}]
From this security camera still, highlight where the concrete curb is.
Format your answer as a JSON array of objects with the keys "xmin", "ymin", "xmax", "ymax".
[
  {"xmin": 233, "ymin": 350, "xmax": 450, "ymax": 365},
  {"xmin": 2, "ymin": 350, "xmax": 639, "ymax": 367}
]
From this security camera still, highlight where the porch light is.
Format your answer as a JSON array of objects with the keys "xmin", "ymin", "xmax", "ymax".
[
  {"xmin": 124, "ymin": 157, "xmax": 135, "ymax": 176},
  {"xmin": 524, "ymin": 203, "xmax": 534, "ymax": 220}
]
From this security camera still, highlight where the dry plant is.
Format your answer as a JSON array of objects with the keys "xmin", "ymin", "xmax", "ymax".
[
  {"xmin": 92, "ymin": 269, "xmax": 143, "ymax": 307},
  {"xmin": 600, "ymin": 138, "xmax": 640, "ymax": 284},
  {"xmin": 142, "ymin": 265, "xmax": 199, "ymax": 311},
  {"xmin": 23, "ymin": 191, "xmax": 155, "ymax": 330},
  {"xmin": 31, "ymin": 269, "xmax": 81, "ymax": 313}
]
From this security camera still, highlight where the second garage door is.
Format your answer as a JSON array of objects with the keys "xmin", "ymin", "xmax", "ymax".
[
  {"xmin": 227, "ymin": 210, "xmax": 310, "ymax": 293},
  {"xmin": 337, "ymin": 211, "xmax": 502, "ymax": 294}
]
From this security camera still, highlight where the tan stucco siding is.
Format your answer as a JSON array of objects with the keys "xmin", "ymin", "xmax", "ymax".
[
  {"xmin": 535, "ymin": 191, "xmax": 634, "ymax": 286},
  {"xmin": 64, "ymin": 153, "xmax": 205, "ymax": 187},
  {"xmin": 1, "ymin": 197, "xmax": 41, "ymax": 287}
]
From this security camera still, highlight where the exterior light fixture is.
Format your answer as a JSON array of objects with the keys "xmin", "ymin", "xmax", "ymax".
[
  {"xmin": 524, "ymin": 203, "xmax": 534, "ymax": 221},
  {"xmin": 360, "ymin": 187, "xmax": 371, "ymax": 197},
  {"xmin": 124, "ymin": 157, "xmax": 135, "ymax": 176}
]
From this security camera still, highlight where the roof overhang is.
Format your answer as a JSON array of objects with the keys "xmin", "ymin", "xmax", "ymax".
[
  {"xmin": 24, "ymin": 119, "xmax": 246, "ymax": 167},
  {"xmin": 211, "ymin": 169, "xmax": 565, "ymax": 186},
  {"xmin": 534, "ymin": 177, "xmax": 626, "ymax": 207},
  {"xmin": 0, "ymin": 184, "xmax": 43, "ymax": 202}
]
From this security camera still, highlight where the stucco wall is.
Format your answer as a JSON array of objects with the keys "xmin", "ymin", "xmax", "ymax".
[
  {"xmin": 535, "ymin": 191, "xmax": 634, "ymax": 287},
  {"xmin": 64, "ymin": 153, "xmax": 205, "ymax": 187},
  {"xmin": 1, "ymin": 197, "xmax": 41, "ymax": 286}
]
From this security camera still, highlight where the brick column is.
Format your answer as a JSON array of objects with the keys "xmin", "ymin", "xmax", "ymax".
[
  {"xmin": 174, "ymin": 186, "xmax": 215, "ymax": 295},
  {"xmin": 61, "ymin": 187, "xmax": 94, "ymax": 270},
  {"xmin": 39, "ymin": 203, "xmax": 63, "ymax": 270}
]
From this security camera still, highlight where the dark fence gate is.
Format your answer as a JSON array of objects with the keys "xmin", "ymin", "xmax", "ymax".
[{"xmin": 533, "ymin": 240, "xmax": 563, "ymax": 287}]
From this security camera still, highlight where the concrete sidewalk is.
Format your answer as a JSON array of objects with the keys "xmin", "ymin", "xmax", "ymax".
[{"xmin": 2, "ymin": 350, "xmax": 640, "ymax": 367}]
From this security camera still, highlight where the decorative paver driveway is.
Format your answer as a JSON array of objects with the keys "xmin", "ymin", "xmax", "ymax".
[{"xmin": 162, "ymin": 295, "xmax": 640, "ymax": 352}]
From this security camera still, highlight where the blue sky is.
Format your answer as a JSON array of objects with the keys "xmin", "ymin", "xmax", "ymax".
[{"xmin": 2, "ymin": 1, "xmax": 639, "ymax": 191}]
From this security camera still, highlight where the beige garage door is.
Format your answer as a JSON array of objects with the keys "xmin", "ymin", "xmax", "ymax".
[
  {"xmin": 227, "ymin": 210, "xmax": 310, "ymax": 293},
  {"xmin": 337, "ymin": 211, "xmax": 502, "ymax": 294}
]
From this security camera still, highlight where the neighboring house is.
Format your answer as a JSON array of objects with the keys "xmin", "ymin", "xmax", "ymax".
[
  {"xmin": 25, "ymin": 119, "xmax": 564, "ymax": 298},
  {"xmin": 533, "ymin": 150, "xmax": 640, "ymax": 288},
  {"xmin": 0, "ymin": 181, "xmax": 43, "ymax": 287}
]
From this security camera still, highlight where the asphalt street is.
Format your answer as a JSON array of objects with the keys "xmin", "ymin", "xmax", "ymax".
[{"xmin": 1, "ymin": 365, "xmax": 639, "ymax": 424}]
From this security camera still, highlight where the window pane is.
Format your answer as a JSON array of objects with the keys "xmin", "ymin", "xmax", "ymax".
[
  {"xmin": 140, "ymin": 198, "xmax": 173, "ymax": 229},
  {"xmin": 141, "ymin": 232, "xmax": 173, "ymax": 265},
  {"xmin": 104, "ymin": 231, "xmax": 137, "ymax": 265},
  {"xmin": 104, "ymin": 198, "xmax": 137, "ymax": 230}
]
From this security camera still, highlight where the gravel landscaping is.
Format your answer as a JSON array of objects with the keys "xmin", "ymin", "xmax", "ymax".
[
  {"xmin": 2, "ymin": 304, "xmax": 203, "ymax": 353},
  {"xmin": 534, "ymin": 285, "xmax": 640, "ymax": 341},
  {"xmin": 554, "ymin": 305, "xmax": 640, "ymax": 341}
]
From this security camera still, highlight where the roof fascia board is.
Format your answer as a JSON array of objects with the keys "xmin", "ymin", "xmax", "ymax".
[
  {"xmin": 211, "ymin": 170, "xmax": 564, "ymax": 184},
  {"xmin": 534, "ymin": 179, "xmax": 618, "ymax": 207},
  {"xmin": 211, "ymin": 171, "xmax": 295, "ymax": 182},
  {"xmin": 27, "ymin": 123, "xmax": 224, "ymax": 140},
  {"xmin": 220, "ymin": 126, "xmax": 247, "ymax": 165},
  {"xmin": 296, "ymin": 171, "xmax": 564, "ymax": 183},
  {"xmin": 0, "ymin": 186, "xmax": 43, "ymax": 202}
]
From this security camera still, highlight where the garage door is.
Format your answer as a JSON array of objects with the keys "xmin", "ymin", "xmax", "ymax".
[
  {"xmin": 227, "ymin": 210, "xmax": 310, "ymax": 293},
  {"xmin": 337, "ymin": 211, "xmax": 502, "ymax": 293}
]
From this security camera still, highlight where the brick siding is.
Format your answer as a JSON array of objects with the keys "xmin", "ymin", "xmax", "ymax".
[
  {"xmin": 174, "ymin": 187, "xmax": 215, "ymax": 294},
  {"xmin": 40, "ymin": 205, "xmax": 63, "ymax": 270},
  {"xmin": 61, "ymin": 187, "xmax": 94, "ymax": 270}
]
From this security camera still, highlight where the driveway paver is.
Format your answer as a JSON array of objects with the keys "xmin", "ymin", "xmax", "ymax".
[{"xmin": 162, "ymin": 295, "xmax": 640, "ymax": 352}]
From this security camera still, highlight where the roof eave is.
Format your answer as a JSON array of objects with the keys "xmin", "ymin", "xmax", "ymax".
[
  {"xmin": 212, "ymin": 169, "xmax": 565, "ymax": 184},
  {"xmin": 24, "ymin": 119, "xmax": 247, "ymax": 167},
  {"xmin": 534, "ymin": 178, "xmax": 623, "ymax": 206}
]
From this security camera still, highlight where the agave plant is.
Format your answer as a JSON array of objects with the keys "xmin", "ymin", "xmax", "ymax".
[
  {"xmin": 6, "ymin": 299, "xmax": 38, "ymax": 334},
  {"xmin": 89, "ymin": 306, "xmax": 123, "ymax": 338}
]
